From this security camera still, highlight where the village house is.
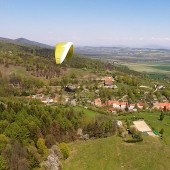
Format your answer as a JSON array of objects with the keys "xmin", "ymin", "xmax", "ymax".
[
  {"xmin": 41, "ymin": 97, "xmax": 54, "ymax": 104},
  {"xmin": 101, "ymin": 76, "xmax": 115, "ymax": 88},
  {"xmin": 113, "ymin": 101, "xmax": 127, "ymax": 110},
  {"xmin": 129, "ymin": 104, "xmax": 135, "ymax": 111},
  {"xmin": 153, "ymin": 102, "xmax": 170, "ymax": 111},
  {"xmin": 108, "ymin": 107, "xmax": 116, "ymax": 113},
  {"xmin": 41, "ymin": 97, "xmax": 48, "ymax": 104},
  {"xmin": 106, "ymin": 100, "xmax": 116, "ymax": 106},
  {"xmin": 106, "ymin": 100, "xmax": 144, "ymax": 112},
  {"xmin": 137, "ymin": 103, "xmax": 144, "ymax": 109},
  {"xmin": 94, "ymin": 98, "xmax": 102, "ymax": 107}
]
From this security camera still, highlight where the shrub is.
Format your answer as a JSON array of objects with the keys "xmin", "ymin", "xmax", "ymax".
[
  {"xmin": 0, "ymin": 134, "xmax": 9, "ymax": 152},
  {"xmin": 37, "ymin": 138, "xmax": 48, "ymax": 159},
  {"xmin": 124, "ymin": 138, "xmax": 143, "ymax": 143},
  {"xmin": 45, "ymin": 134, "xmax": 56, "ymax": 148},
  {"xmin": 0, "ymin": 156, "xmax": 6, "ymax": 170},
  {"xmin": 58, "ymin": 142, "xmax": 70, "ymax": 160}
]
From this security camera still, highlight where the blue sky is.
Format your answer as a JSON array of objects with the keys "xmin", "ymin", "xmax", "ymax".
[{"xmin": 1, "ymin": 0, "xmax": 170, "ymax": 47}]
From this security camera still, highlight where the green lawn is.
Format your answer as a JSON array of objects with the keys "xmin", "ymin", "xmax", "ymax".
[
  {"xmin": 63, "ymin": 136, "xmax": 170, "ymax": 170},
  {"xmin": 118, "ymin": 112, "xmax": 170, "ymax": 146},
  {"xmin": 74, "ymin": 106, "xmax": 99, "ymax": 118},
  {"xmin": 63, "ymin": 112, "xmax": 170, "ymax": 170}
]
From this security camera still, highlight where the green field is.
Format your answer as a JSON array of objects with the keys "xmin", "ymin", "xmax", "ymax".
[
  {"xmin": 63, "ymin": 112, "xmax": 170, "ymax": 170},
  {"xmin": 118, "ymin": 112, "xmax": 170, "ymax": 145},
  {"xmin": 74, "ymin": 106, "xmax": 99, "ymax": 118},
  {"xmin": 150, "ymin": 65, "xmax": 170, "ymax": 71},
  {"xmin": 122, "ymin": 62, "xmax": 170, "ymax": 75}
]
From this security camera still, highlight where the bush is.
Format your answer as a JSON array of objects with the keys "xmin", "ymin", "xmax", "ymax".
[
  {"xmin": 45, "ymin": 134, "xmax": 56, "ymax": 148},
  {"xmin": 37, "ymin": 138, "xmax": 48, "ymax": 159},
  {"xmin": 0, "ymin": 134, "xmax": 9, "ymax": 152},
  {"xmin": 124, "ymin": 138, "xmax": 143, "ymax": 143},
  {"xmin": 0, "ymin": 156, "xmax": 6, "ymax": 170},
  {"xmin": 58, "ymin": 142, "xmax": 70, "ymax": 160}
]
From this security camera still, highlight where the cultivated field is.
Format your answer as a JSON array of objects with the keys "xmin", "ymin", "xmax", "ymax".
[{"xmin": 121, "ymin": 62, "xmax": 170, "ymax": 75}]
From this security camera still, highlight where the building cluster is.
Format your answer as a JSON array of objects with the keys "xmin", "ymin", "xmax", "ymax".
[
  {"xmin": 29, "ymin": 75, "xmax": 169, "ymax": 113},
  {"xmin": 153, "ymin": 102, "xmax": 170, "ymax": 111},
  {"xmin": 94, "ymin": 97, "xmax": 170, "ymax": 113},
  {"xmin": 94, "ymin": 98, "xmax": 144, "ymax": 113},
  {"xmin": 31, "ymin": 94, "xmax": 58, "ymax": 104}
]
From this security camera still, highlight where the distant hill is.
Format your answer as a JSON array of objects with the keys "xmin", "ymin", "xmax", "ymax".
[
  {"xmin": 142, "ymin": 44, "xmax": 170, "ymax": 49},
  {"xmin": 75, "ymin": 46, "xmax": 170, "ymax": 62},
  {"xmin": 0, "ymin": 37, "xmax": 53, "ymax": 49}
]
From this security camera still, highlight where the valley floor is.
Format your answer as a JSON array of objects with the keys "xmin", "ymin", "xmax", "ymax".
[{"xmin": 121, "ymin": 62, "xmax": 170, "ymax": 75}]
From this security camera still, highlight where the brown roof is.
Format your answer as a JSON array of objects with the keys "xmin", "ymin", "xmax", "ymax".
[{"xmin": 109, "ymin": 108, "xmax": 115, "ymax": 112}]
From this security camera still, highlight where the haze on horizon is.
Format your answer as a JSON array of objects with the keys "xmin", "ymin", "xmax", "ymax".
[{"xmin": 1, "ymin": 0, "xmax": 170, "ymax": 48}]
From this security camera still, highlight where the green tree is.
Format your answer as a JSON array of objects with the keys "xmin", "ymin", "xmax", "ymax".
[
  {"xmin": 160, "ymin": 112, "xmax": 164, "ymax": 121},
  {"xmin": 45, "ymin": 134, "xmax": 56, "ymax": 148},
  {"xmin": 37, "ymin": 138, "xmax": 48, "ymax": 158},
  {"xmin": 27, "ymin": 145, "xmax": 41, "ymax": 169},
  {"xmin": 125, "ymin": 103, "xmax": 129, "ymax": 112},
  {"xmin": 159, "ymin": 128, "xmax": 164, "ymax": 135},
  {"xmin": 133, "ymin": 132, "xmax": 143, "ymax": 141},
  {"xmin": 0, "ymin": 120, "xmax": 9, "ymax": 134},
  {"xmin": 0, "ymin": 134, "xmax": 9, "ymax": 152},
  {"xmin": 0, "ymin": 156, "xmax": 6, "ymax": 170},
  {"xmin": 4, "ymin": 122, "xmax": 30, "ymax": 141}
]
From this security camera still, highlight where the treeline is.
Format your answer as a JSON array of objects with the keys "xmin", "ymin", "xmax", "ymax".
[{"xmin": 0, "ymin": 99, "xmax": 83, "ymax": 169}]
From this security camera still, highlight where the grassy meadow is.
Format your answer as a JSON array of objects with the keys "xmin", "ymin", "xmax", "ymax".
[
  {"xmin": 74, "ymin": 106, "xmax": 99, "ymax": 118},
  {"xmin": 118, "ymin": 112, "xmax": 170, "ymax": 146},
  {"xmin": 63, "ymin": 112, "xmax": 170, "ymax": 170}
]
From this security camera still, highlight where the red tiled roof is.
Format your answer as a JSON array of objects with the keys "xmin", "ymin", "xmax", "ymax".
[
  {"xmin": 105, "ymin": 80, "xmax": 113, "ymax": 85},
  {"xmin": 119, "ymin": 102, "xmax": 127, "ymax": 106},
  {"xmin": 154, "ymin": 103, "xmax": 170, "ymax": 111},
  {"xmin": 159, "ymin": 103, "xmax": 169, "ymax": 107},
  {"xmin": 95, "ymin": 98, "xmax": 101, "ymax": 103},
  {"xmin": 109, "ymin": 108, "xmax": 115, "ymax": 112},
  {"xmin": 102, "ymin": 77, "xmax": 114, "ymax": 81},
  {"xmin": 113, "ymin": 101, "xmax": 120, "ymax": 105},
  {"xmin": 107, "ymin": 100, "xmax": 129, "ymax": 106}
]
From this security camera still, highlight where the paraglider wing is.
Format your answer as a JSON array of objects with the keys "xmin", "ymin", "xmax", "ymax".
[{"xmin": 55, "ymin": 42, "xmax": 74, "ymax": 64}]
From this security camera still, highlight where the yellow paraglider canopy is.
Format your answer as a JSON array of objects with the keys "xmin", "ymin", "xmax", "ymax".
[{"xmin": 55, "ymin": 42, "xmax": 74, "ymax": 64}]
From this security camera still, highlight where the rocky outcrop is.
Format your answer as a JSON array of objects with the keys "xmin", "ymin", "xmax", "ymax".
[
  {"xmin": 41, "ymin": 145, "xmax": 62, "ymax": 170},
  {"xmin": 77, "ymin": 128, "xmax": 89, "ymax": 140}
]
